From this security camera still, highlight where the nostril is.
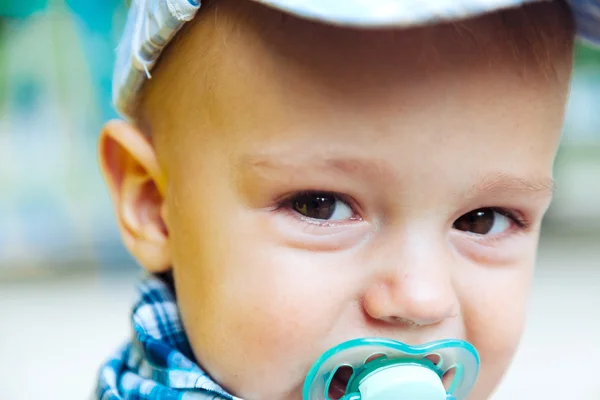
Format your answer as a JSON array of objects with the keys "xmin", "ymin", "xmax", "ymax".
[{"xmin": 386, "ymin": 316, "xmax": 422, "ymax": 327}]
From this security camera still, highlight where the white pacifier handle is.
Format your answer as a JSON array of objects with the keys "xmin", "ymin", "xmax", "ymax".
[{"xmin": 355, "ymin": 364, "xmax": 446, "ymax": 400}]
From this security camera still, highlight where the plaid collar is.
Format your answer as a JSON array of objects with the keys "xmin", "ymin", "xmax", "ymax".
[{"xmin": 96, "ymin": 275, "xmax": 241, "ymax": 400}]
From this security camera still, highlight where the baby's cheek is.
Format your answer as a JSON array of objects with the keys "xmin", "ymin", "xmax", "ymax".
[
  {"xmin": 228, "ymin": 260, "xmax": 340, "ymax": 354},
  {"xmin": 459, "ymin": 267, "xmax": 533, "ymax": 399},
  {"xmin": 240, "ymin": 292, "xmax": 326, "ymax": 362},
  {"xmin": 186, "ymin": 250, "xmax": 350, "ymax": 398},
  {"xmin": 220, "ymin": 288, "xmax": 339, "ymax": 397}
]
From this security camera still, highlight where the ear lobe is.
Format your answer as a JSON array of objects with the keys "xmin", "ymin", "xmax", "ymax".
[{"xmin": 99, "ymin": 120, "xmax": 171, "ymax": 273}]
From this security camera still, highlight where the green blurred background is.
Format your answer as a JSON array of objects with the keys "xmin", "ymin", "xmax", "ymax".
[
  {"xmin": 0, "ymin": 0, "xmax": 127, "ymax": 279},
  {"xmin": 0, "ymin": 1, "xmax": 599, "ymax": 399}
]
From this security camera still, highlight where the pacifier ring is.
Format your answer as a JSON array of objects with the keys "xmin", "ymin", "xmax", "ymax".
[{"xmin": 303, "ymin": 338, "xmax": 479, "ymax": 400}]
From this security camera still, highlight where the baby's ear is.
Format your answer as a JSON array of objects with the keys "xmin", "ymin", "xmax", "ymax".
[{"xmin": 99, "ymin": 120, "xmax": 171, "ymax": 273}]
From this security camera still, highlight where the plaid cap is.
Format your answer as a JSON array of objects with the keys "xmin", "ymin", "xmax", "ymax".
[{"xmin": 113, "ymin": 0, "xmax": 600, "ymax": 117}]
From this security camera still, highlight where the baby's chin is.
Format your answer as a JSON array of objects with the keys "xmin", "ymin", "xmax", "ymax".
[
  {"xmin": 211, "ymin": 362, "xmax": 307, "ymax": 400},
  {"xmin": 465, "ymin": 363, "xmax": 511, "ymax": 400},
  {"xmin": 239, "ymin": 383, "xmax": 305, "ymax": 400}
]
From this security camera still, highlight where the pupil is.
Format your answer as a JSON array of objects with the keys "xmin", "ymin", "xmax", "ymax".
[
  {"xmin": 293, "ymin": 193, "xmax": 336, "ymax": 220},
  {"xmin": 454, "ymin": 208, "xmax": 495, "ymax": 234}
]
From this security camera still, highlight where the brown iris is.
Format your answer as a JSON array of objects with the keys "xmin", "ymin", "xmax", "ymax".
[
  {"xmin": 292, "ymin": 192, "xmax": 337, "ymax": 220},
  {"xmin": 453, "ymin": 208, "xmax": 498, "ymax": 234}
]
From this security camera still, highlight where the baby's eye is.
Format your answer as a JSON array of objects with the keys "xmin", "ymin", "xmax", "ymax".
[
  {"xmin": 290, "ymin": 192, "xmax": 353, "ymax": 221},
  {"xmin": 453, "ymin": 208, "xmax": 513, "ymax": 235}
]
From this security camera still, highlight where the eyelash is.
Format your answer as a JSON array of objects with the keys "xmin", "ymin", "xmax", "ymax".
[
  {"xmin": 275, "ymin": 191, "xmax": 531, "ymax": 233},
  {"xmin": 275, "ymin": 191, "xmax": 361, "ymax": 226},
  {"xmin": 468, "ymin": 207, "xmax": 532, "ymax": 245},
  {"xmin": 486, "ymin": 207, "xmax": 529, "ymax": 229}
]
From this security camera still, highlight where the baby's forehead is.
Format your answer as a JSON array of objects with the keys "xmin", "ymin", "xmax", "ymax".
[
  {"xmin": 137, "ymin": 0, "xmax": 574, "ymax": 105},
  {"xmin": 139, "ymin": 0, "xmax": 573, "ymax": 128},
  {"xmin": 146, "ymin": 8, "xmax": 567, "ymax": 162}
]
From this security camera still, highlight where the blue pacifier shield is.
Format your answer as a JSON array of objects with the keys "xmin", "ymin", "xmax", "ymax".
[{"xmin": 302, "ymin": 338, "xmax": 479, "ymax": 400}]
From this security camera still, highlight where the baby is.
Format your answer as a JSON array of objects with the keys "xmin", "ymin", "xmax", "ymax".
[{"xmin": 95, "ymin": 0, "xmax": 600, "ymax": 399}]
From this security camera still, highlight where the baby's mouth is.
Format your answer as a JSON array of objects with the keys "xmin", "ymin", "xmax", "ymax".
[
  {"xmin": 328, "ymin": 366, "xmax": 353, "ymax": 399},
  {"xmin": 325, "ymin": 355, "xmax": 454, "ymax": 399}
]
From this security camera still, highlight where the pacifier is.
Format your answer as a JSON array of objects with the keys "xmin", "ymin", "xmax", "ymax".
[{"xmin": 303, "ymin": 338, "xmax": 479, "ymax": 400}]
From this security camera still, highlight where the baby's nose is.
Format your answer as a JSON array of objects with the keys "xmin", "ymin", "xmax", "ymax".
[
  {"xmin": 363, "ymin": 280, "xmax": 458, "ymax": 327},
  {"xmin": 361, "ymin": 237, "xmax": 460, "ymax": 328}
]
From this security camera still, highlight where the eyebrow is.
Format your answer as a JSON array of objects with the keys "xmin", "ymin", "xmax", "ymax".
[
  {"xmin": 466, "ymin": 173, "xmax": 556, "ymax": 198},
  {"xmin": 240, "ymin": 153, "xmax": 398, "ymax": 183},
  {"xmin": 240, "ymin": 153, "xmax": 555, "ymax": 197}
]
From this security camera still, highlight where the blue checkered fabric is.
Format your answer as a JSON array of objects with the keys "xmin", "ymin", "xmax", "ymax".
[{"xmin": 96, "ymin": 276, "xmax": 240, "ymax": 400}]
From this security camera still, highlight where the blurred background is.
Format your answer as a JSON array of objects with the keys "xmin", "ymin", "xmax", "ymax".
[{"xmin": 0, "ymin": 1, "xmax": 599, "ymax": 399}]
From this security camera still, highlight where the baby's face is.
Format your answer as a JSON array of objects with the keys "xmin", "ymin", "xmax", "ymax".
[{"xmin": 132, "ymin": 2, "xmax": 572, "ymax": 399}]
